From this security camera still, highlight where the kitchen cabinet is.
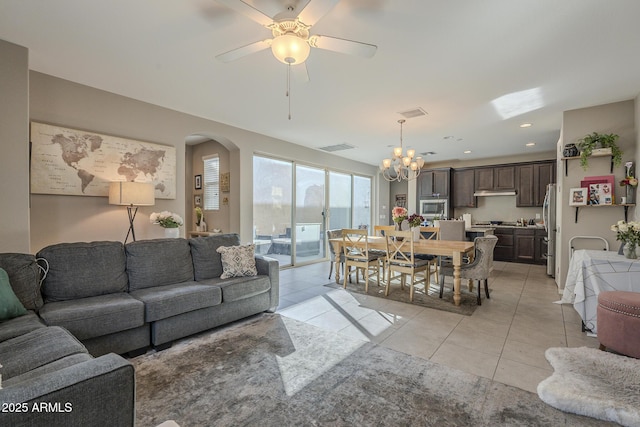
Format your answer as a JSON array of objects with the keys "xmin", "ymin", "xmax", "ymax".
[
  {"xmin": 535, "ymin": 229, "xmax": 548, "ymax": 265},
  {"xmin": 452, "ymin": 168, "xmax": 476, "ymax": 208},
  {"xmin": 514, "ymin": 229, "xmax": 535, "ymax": 263},
  {"xmin": 417, "ymin": 168, "xmax": 450, "ymax": 199},
  {"xmin": 493, "ymin": 228, "xmax": 514, "ymax": 261},
  {"xmin": 516, "ymin": 161, "xmax": 555, "ymax": 207},
  {"xmin": 474, "ymin": 166, "xmax": 515, "ymax": 192}
]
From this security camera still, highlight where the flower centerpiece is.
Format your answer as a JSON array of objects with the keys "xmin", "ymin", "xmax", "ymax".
[
  {"xmin": 151, "ymin": 211, "xmax": 184, "ymax": 238},
  {"xmin": 620, "ymin": 161, "xmax": 638, "ymax": 204},
  {"xmin": 408, "ymin": 213, "xmax": 424, "ymax": 228},
  {"xmin": 391, "ymin": 206, "xmax": 408, "ymax": 225},
  {"xmin": 611, "ymin": 220, "xmax": 640, "ymax": 259}
]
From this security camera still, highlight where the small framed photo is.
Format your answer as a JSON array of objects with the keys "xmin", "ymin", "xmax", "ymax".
[
  {"xmin": 221, "ymin": 172, "xmax": 230, "ymax": 193},
  {"xmin": 194, "ymin": 194, "xmax": 202, "ymax": 207},
  {"xmin": 194, "ymin": 174, "xmax": 202, "ymax": 190},
  {"xmin": 588, "ymin": 183, "xmax": 613, "ymax": 205},
  {"xmin": 569, "ymin": 188, "xmax": 587, "ymax": 206}
]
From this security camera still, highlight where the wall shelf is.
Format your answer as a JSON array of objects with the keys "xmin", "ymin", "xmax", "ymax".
[
  {"xmin": 574, "ymin": 203, "xmax": 635, "ymax": 223},
  {"xmin": 562, "ymin": 153, "xmax": 614, "ymax": 176}
]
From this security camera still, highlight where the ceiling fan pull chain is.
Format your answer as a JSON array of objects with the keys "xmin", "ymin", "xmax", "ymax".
[{"xmin": 287, "ymin": 62, "xmax": 292, "ymax": 120}]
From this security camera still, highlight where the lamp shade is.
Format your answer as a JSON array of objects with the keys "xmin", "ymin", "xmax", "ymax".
[
  {"xmin": 271, "ymin": 34, "xmax": 311, "ymax": 64},
  {"xmin": 109, "ymin": 182, "xmax": 155, "ymax": 206}
]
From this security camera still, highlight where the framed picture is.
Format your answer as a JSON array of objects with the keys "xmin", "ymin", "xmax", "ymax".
[
  {"xmin": 194, "ymin": 174, "xmax": 202, "ymax": 190},
  {"xmin": 194, "ymin": 194, "xmax": 202, "ymax": 207},
  {"xmin": 221, "ymin": 172, "xmax": 230, "ymax": 192},
  {"xmin": 588, "ymin": 183, "xmax": 613, "ymax": 205},
  {"xmin": 569, "ymin": 188, "xmax": 587, "ymax": 206},
  {"xmin": 395, "ymin": 194, "xmax": 407, "ymax": 208}
]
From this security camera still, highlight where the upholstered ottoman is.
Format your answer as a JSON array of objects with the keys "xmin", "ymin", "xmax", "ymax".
[{"xmin": 597, "ymin": 291, "xmax": 640, "ymax": 359}]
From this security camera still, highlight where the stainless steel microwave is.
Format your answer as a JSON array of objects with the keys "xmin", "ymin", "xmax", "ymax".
[{"xmin": 419, "ymin": 199, "xmax": 448, "ymax": 219}]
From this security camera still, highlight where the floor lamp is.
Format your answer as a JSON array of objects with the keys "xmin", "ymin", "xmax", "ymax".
[{"xmin": 109, "ymin": 182, "xmax": 155, "ymax": 243}]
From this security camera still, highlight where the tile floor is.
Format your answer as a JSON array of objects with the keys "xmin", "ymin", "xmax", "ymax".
[{"xmin": 277, "ymin": 260, "xmax": 599, "ymax": 394}]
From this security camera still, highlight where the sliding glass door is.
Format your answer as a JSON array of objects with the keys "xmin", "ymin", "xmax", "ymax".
[{"xmin": 253, "ymin": 154, "xmax": 372, "ymax": 267}]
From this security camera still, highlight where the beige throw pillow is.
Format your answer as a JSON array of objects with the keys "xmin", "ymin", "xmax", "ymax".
[{"xmin": 216, "ymin": 244, "xmax": 257, "ymax": 279}]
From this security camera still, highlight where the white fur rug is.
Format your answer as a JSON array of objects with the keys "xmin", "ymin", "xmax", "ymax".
[{"xmin": 537, "ymin": 347, "xmax": 640, "ymax": 427}]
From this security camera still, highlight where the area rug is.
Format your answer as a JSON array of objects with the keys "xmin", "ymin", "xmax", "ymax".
[
  {"xmin": 537, "ymin": 347, "xmax": 640, "ymax": 427},
  {"xmin": 132, "ymin": 313, "xmax": 610, "ymax": 426},
  {"xmin": 325, "ymin": 277, "xmax": 483, "ymax": 316}
]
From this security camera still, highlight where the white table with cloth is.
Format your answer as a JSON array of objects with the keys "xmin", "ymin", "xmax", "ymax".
[{"xmin": 559, "ymin": 249, "xmax": 640, "ymax": 334}]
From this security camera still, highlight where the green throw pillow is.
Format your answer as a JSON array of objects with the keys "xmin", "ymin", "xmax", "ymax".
[{"xmin": 0, "ymin": 267, "xmax": 28, "ymax": 321}]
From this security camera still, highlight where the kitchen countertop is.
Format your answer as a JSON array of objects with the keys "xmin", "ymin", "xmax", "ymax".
[{"xmin": 473, "ymin": 223, "xmax": 545, "ymax": 229}]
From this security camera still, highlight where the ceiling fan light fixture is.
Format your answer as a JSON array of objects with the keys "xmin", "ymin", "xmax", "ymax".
[{"xmin": 271, "ymin": 33, "xmax": 310, "ymax": 64}]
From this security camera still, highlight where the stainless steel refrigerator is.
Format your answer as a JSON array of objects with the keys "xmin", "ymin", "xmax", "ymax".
[{"xmin": 542, "ymin": 183, "xmax": 557, "ymax": 277}]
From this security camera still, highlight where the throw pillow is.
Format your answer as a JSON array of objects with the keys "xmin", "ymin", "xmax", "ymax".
[
  {"xmin": 0, "ymin": 267, "xmax": 28, "ymax": 321},
  {"xmin": 216, "ymin": 244, "xmax": 257, "ymax": 279}
]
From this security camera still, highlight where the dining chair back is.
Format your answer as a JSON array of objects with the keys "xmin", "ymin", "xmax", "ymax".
[
  {"xmin": 374, "ymin": 225, "xmax": 395, "ymax": 237},
  {"xmin": 418, "ymin": 226, "xmax": 440, "ymax": 282},
  {"xmin": 384, "ymin": 229, "xmax": 431, "ymax": 302},
  {"xmin": 373, "ymin": 225, "xmax": 395, "ymax": 283},
  {"xmin": 438, "ymin": 220, "xmax": 467, "ymax": 241},
  {"xmin": 341, "ymin": 228, "xmax": 382, "ymax": 292},
  {"xmin": 439, "ymin": 235, "xmax": 498, "ymax": 305}
]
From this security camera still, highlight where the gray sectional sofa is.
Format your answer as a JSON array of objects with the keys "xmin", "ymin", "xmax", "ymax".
[{"xmin": 0, "ymin": 234, "xmax": 279, "ymax": 427}]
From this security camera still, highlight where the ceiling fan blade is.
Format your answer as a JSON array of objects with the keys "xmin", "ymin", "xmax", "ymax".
[
  {"xmin": 292, "ymin": 62, "xmax": 310, "ymax": 83},
  {"xmin": 215, "ymin": 0, "xmax": 273, "ymax": 27},
  {"xmin": 311, "ymin": 35, "xmax": 377, "ymax": 58},
  {"xmin": 297, "ymin": 0, "xmax": 339, "ymax": 26},
  {"xmin": 215, "ymin": 39, "xmax": 272, "ymax": 63}
]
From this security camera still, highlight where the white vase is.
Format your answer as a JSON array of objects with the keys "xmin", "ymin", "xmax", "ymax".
[
  {"xmin": 164, "ymin": 227, "xmax": 180, "ymax": 238},
  {"xmin": 412, "ymin": 226, "xmax": 421, "ymax": 241}
]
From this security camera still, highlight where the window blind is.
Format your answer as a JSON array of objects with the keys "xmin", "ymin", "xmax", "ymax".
[{"xmin": 203, "ymin": 154, "xmax": 219, "ymax": 210}]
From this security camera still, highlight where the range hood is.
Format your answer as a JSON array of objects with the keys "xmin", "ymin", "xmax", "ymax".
[{"xmin": 473, "ymin": 190, "xmax": 517, "ymax": 197}]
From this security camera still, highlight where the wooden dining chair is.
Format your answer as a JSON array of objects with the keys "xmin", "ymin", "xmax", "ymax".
[
  {"xmin": 342, "ymin": 228, "xmax": 382, "ymax": 292},
  {"xmin": 418, "ymin": 226, "xmax": 440, "ymax": 284},
  {"xmin": 384, "ymin": 229, "xmax": 431, "ymax": 302},
  {"xmin": 373, "ymin": 225, "xmax": 395, "ymax": 283},
  {"xmin": 326, "ymin": 229, "xmax": 345, "ymax": 280},
  {"xmin": 439, "ymin": 235, "xmax": 498, "ymax": 305}
]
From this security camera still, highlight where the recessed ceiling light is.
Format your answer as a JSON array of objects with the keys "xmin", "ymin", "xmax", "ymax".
[
  {"xmin": 525, "ymin": 142, "xmax": 536, "ymax": 147},
  {"xmin": 463, "ymin": 150, "xmax": 472, "ymax": 154},
  {"xmin": 520, "ymin": 123, "xmax": 532, "ymax": 128}
]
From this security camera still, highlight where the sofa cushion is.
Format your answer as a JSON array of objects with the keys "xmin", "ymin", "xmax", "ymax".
[
  {"xmin": 0, "ymin": 311, "xmax": 45, "ymax": 343},
  {"xmin": 200, "ymin": 275, "xmax": 271, "ymax": 303},
  {"xmin": 37, "ymin": 241, "xmax": 128, "ymax": 302},
  {"xmin": 126, "ymin": 238, "xmax": 194, "ymax": 291},
  {"xmin": 189, "ymin": 233, "xmax": 241, "ymax": 280},
  {"xmin": 3, "ymin": 353, "xmax": 93, "ymax": 388},
  {"xmin": 0, "ymin": 253, "xmax": 43, "ymax": 310},
  {"xmin": 0, "ymin": 326, "xmax": 87, "ymax": 380},
  {"xmin": 38, "ymin": 293, "xmax": 145, "ymax": 341},
  {"xmin": 130, "ymin": 281, "xmax": 222, "ymax": 322},
  {"xmin": 217, "ymin": 244, "xmax": 257, "ymax": 279},
  {"xmin": 0, "ymin": 267, "xmax": 27, "ymax": 321}
]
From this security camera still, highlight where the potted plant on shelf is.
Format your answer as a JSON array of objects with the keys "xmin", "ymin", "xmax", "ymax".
[{"xmin": 577, "ymin": 132, "xmax": 622, "ymax": 170}]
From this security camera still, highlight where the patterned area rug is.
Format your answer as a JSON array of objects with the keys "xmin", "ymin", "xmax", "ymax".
[
  {"xmin": 132, "ymin": 313, "xmax": 612, "ymax": 426},
  {"xmin": 325, "ymin": 276, "xmax": 483, "ymax": 316},
  {"xmin": 538, "ymin": 347, "xmax": 640, "ymax": 426}
]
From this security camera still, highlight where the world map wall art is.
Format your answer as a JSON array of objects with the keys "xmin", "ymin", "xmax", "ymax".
[{"xmin": 30, "ymin": 122, "xmax": 176, "ymax": 199}]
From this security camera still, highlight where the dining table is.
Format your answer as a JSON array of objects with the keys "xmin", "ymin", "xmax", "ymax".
[
  {"xmin": 560, "ymin": 249, "xmax": 640, "ymax": 334},
  {"xmin": 329, "ymin": 236, "xmax": 475, "ymax": 306}
]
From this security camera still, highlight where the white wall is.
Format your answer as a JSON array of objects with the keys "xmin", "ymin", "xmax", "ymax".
[
  {"xmin": 557, "ymin": 99, "xmax": 637, "ymax": 290},
  {"xmin": 0, "ymin": 40, "xmax": 30, "ymax": 252},
  {"xmin": 26, "ymin": 72, "xmax": 379, "ymax": 252}
]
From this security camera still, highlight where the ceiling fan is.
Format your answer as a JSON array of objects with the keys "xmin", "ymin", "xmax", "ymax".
[{"xmin": 215, "ymin": 0, "xmax": 377, "ymax": 75}]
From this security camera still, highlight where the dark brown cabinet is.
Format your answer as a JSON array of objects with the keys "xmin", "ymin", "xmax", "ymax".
[
  {"xmin": 417, "ymin": 168, "xmax": 450, "ymax": 199},
  {"xmin": 474, "ymin": 166, "xmax": 515, "ymax": 191},
  {"xmin": 493, "ymin": 228, "xmax": 514, "ymax": 261},
  {"xmin": 516, "ymin": 161, "xmax": 555, "ymax": 207},
  {"xmin": 535, "ymin": 229, "xmax": 548, "ymax": 265},
  {"xmin": 514, "ymin": 229, "xmax": 536, "ymax": 263},
  {"xmin": 452, "ymin": 168, "xmax": 476, "ymax": 208}
]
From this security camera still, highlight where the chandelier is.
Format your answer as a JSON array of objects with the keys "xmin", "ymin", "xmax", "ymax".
[{"xmin": 379, "ymin": 119, "xmax": 424, "ymax": 182}]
